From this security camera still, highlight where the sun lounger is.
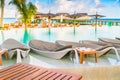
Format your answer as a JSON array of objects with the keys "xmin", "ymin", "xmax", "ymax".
[
  {"xmin": 81, "ymin": 40, "xmax": 120, "ymax": 60},
  {"xmin": 53, "ymin": 40, "xmax": 84, "ymax": 63},
  {"xmin": 29, "ymin": 40, "xmax": 73, "ymax": 59},
  {"xmin": 116, "ymin": 37, "xmax": 120, "ymax": 40},
  {"xmin": 99, "ymin": 38, "xmax": 120, "ymax": 49},
  {"xmin": 56, "ymin": 40, "xmax": 120, "ymax": 60},
  {"xmin": 0, "ymin": 63, "xmax": 82, "ymax": 80},
  {"xmin": 1, "ymin": 39, "xmax": 30, "ymax": 63},
  {"xmin": 99, "ymin": 38, "xmax": 120, "ymax": 44}
]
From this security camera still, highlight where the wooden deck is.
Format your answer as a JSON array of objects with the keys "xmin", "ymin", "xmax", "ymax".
[{"xmin": 0, "ymin": 63, "xmax": 82, "ymax": 80}]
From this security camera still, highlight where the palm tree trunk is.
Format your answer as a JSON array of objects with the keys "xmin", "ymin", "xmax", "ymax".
[
  {"xmin": 0, "ymin": 0, "xmax": 4, "ymax": 27},
  {"xmin": 25, "ymin": 19, "xmax": 27, "ymax": 30}
]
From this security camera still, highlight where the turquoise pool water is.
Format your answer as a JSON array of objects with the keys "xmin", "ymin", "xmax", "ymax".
[{"xmin": 0, "ymin": 25, "xmax": 120, "ymax": 44}]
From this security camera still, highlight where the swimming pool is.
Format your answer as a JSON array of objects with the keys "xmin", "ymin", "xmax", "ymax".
[{"xmin": 0, "ymin": 25, "xmax": 120, "ymax": 44}]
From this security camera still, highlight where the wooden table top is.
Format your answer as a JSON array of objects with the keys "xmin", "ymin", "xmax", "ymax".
[{"xmin": 76, "ymin": 47, "xmax": 96, "ymax": 54}]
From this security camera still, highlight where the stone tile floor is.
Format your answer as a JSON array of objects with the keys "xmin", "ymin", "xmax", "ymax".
[{"xmin": 1, "ymin": 50, "xmax": 120, "ymax": 69}]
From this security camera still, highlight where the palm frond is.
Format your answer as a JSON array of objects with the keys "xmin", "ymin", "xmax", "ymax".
[{"xmin": 8, "ymin": 0, "xmax": 37, "ymax": 28}]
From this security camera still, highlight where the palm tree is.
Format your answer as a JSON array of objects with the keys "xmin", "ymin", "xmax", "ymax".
[
  {"xmin": 0, "ymin": 0, "xmax": 5, "ymax": 27},
  {"xmin": 9, "ymin": 0, "xmax": 37, "ymax": 29}
]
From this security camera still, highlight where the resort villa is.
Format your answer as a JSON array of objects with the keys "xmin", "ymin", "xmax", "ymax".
[{"xmin": 0, "ymin": 0, "xmax": 120, "ymax": 80}]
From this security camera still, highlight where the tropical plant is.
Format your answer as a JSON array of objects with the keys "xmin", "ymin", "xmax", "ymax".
[
  {"xmin": 0, "ymin": 0, "xmax": 5, "ymax": 27},
  {"xmin": 9, "ymin": 0, "xmax": 37, "ymax": 29}
]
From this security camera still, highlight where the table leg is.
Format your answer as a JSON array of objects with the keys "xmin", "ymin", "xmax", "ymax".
[
  {"xmin": 4, "ymin": 52, "xmax": 8, "ymax": 60},
  {"xmin": 80, "ymin": 52, "xmax": 83, "ymax": 64},
  {"xmin": 86, "ymin": 54, "xmax": 88, "ymax": 62},
  {"xmin": 0, "ymin": 54, "xmax": 2, "ymax": 66},
  {"xmin": 95, "ymin": 53, "xmax": 97, "ymax": 62}
]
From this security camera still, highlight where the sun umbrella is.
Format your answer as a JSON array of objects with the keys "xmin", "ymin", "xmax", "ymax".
[{"xmin": 89, "ymin": 12, "xmax": 105, "ymax": 32}]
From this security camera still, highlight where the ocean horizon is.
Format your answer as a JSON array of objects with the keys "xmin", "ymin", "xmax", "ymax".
[
  {"xmin": 3, "ymin": 18, "xmax": 16, "ymax": 24},
  {"xmin": 3, "ymin": 18, "xmax": 120, "ymax": 24}
]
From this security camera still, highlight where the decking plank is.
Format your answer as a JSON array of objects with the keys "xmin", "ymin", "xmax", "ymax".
[
  {"xmin": 48, "ymin": 73, "xmax": 62, "ymax": 80},
  {"xmin": 0, "ymin": 65, "xmax": 32, "ymax": 79},
  {"xmin": 0, "ymin": 64, "xmax": 24, "ymax": 76},
  {"xmin": 39, "ymin": 72, "xmax": 57, "ymax": 80},
  {"xmin": 14, "ymin": 68, "xmax": 40, "ymax": 80},
  {"xmin": 0, "ymin": 63, "xmax": 22, "ymax": 73},
  {"xmin": 20, "ymin": 69, "xmax": 48, "ymax": 80},
  {"xmin": 33, "ymin": 71, "xmax": 52, "ymax": 80},
  {"xmin": 54, "ymin": 74, "xmax": 67, "ymax": 80},
  {"xmin": 62, "ymin": 75, "xmax": 72, "ymax": 80},
  {"xmin": 0, "ymin": 65, "xmax": 27, "ymax": 78},
  {"xmin": 0, "ymin": 63, "xmax": 82, "ymax": 80},
  {"xmin": 6, "ymin": 67, "xmax": 35, "ymax": 80}
]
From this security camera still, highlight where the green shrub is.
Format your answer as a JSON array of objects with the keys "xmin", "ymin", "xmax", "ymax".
[{"xmin": 0, "ymin": 27, "xmax": 3, "ymax": 30}]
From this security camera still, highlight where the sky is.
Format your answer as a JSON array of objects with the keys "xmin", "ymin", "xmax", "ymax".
[{"xmin": 1, "ymin": 0, "xmax": 120, "ymax": 18}]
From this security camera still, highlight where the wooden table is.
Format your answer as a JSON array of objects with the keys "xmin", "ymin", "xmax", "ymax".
[
  {"xmin": 0, "ymin": 63, "xmax": 82, "ymax": 80},
  {"xmin": 0, "ymin": 49, "xmax": 8, "ymax": 66},
  {"xmin": 76, "ymin": 48, "xmax": 97, "ymax": 64}
]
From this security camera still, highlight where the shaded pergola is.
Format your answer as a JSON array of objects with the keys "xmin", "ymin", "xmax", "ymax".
[
  {"xmin": 35, "ymin": 13, "xmax": 47, "ymax": 20},
  {"xmin": 76, "ymin": 15, "xmax": 91, "ymax": 20},
  {"xmin": 89, "ymin": 12, "xmax": 105, "ymax": 32},
  {"xmin": 51, "ymin": 13, "xmax": 71, "ymax": 23},
  {"xmin": 71, "ymin": 13, "xmax": 88, "ymax": 18},
  {"xmin": 36, "ymin": 12, "xmax": 90, "ymax": 23},
  {"xmin": 70, "ymin": 13, "xmax": 89, "ymax": 25},
  {"xmin": 35, "ymin": 12, "xmax": 55, "ymax": 20}
]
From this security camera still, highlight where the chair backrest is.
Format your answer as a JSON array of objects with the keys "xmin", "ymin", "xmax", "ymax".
[
  {"xmin": 1, "ymin": 39, "xmax": 29, "ymax": 50},
  {"xmin": 29, "ymin": 40, "xmax": 58, "ymax": 51},
  {"xmin": 56, "ymin": 40, "xmax": 83, "ymax": 48}
]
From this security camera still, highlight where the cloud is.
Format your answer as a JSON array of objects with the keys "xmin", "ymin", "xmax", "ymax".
[
  {"xmin": 54, "ymin": 0, "xmax": 74, "ymax": 13},
  {"xmin": 3, "ymin": 0, "xmax": 105, "ymax": 18},
  {"xmin": 3, "ymin": 0, "xmax": 33, "ymax": 18},
  {"xmin": 3, "ymin": 0, "xmax": 17, "ymax": 18},
  {"xmin": 90, "ymin": 7, "xmax": 103, "ymax": 12},
  {"xmin": 95, "ymin": 0, "xmax": 100, "ymax": 5},
  {"xmin": 90, "ymin": 0, "xmax": 105, "ymax": 13},
  {"xmin": 35, "ymin": 0, "xmax": 49, "ymax": 13},
  {"xmin": 36, "ymin": 0, "xmax": 92, "ymax": 14},
  {"xmin": 2, "ymin": 0, "xmax": 108, "ymax": 18},
  {"xmin": 3, "ymin": 0, "xmax": 40, "ymax": 18}
]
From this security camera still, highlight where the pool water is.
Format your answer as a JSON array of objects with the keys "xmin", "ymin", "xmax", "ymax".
[{"xmin": 0, "ymin": 25, "xmax": 120, "ymax": 44}]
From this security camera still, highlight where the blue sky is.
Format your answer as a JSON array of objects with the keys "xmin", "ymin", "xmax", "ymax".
[{"xmin": 2, "ymin": 0, "xmax": 120, "ymax": 18}]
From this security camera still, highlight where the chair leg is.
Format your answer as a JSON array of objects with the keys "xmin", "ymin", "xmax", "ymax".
[
  {"xmin": 16, "ymin": 49, "xmax": 22, "ymax": 63},
  {"xmin": 71, "ymin": 51, "xmax": 75, "ymax": 61}
]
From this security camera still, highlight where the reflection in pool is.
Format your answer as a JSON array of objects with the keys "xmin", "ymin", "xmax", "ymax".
[{"xmin": 0, "ymin": 25, "xmax": 120, "ymax": 44}]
